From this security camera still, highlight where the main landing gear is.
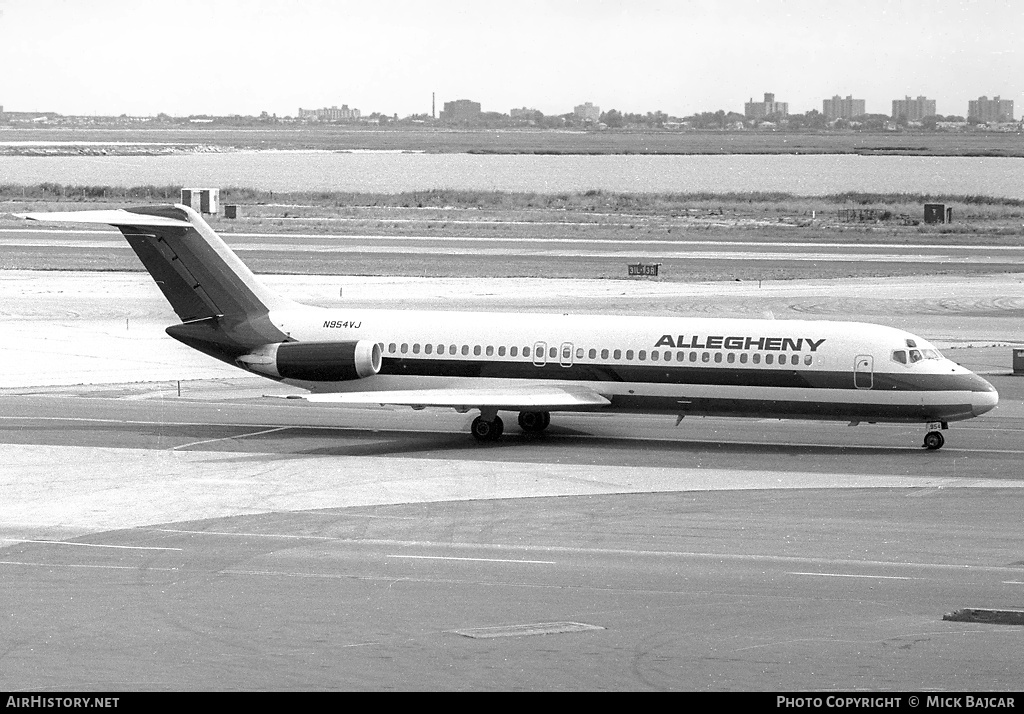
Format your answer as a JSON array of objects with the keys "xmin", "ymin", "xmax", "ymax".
[
  {"xmin": 517, "ymin": 410, "xmax": 551, "ymax": 433},
  {"xmin": 923, "ymin": 421, "xmax": 948, "ymax": 450},
  {"xmin": 471, "ymin": 410, "xmax": 551, "ymax": 442},
  {"xmin": 471, "ymin": 414, "xmax": 504, "ymax": 442}
]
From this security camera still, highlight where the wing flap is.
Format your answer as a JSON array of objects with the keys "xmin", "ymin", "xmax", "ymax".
[{"xmin": 298, "ymin": 386, "xmax": 610, "ymax": 411}]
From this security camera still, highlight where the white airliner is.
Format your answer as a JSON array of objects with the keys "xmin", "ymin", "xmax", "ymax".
[{"xmin": 18, "ymin": 204, "xmax": 998, "ymax": 449}]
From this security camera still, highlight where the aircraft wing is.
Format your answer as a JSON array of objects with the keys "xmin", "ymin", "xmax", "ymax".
[{"xmin": 297, "ymin": 385, "xmax": 611, "ymax": 412}]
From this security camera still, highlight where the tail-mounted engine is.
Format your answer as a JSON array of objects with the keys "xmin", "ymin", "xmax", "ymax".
[{"xmin": 236, "ymin": 340, "xmax": 382, "ymax": 382}]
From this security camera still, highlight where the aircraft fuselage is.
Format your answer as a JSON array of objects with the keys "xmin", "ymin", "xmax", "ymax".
[{"xmin": 267, "ymin": 307, "xmax": 998, "ymax": 425}]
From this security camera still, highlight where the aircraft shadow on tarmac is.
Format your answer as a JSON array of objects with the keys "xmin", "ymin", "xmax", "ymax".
[{"xmin": 185, "ymin": 423, "xmax": 921, "ymax": 462}]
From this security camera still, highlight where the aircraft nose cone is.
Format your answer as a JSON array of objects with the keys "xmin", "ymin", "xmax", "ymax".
[{"xmin": 972, "ymin": 378, "xmax": 999, "ymax": 417}]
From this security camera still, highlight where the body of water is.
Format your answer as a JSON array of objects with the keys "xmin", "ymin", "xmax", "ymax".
[{"xmin": 2, "ymin": 152, "xmax": 1022, "ymax": 198}]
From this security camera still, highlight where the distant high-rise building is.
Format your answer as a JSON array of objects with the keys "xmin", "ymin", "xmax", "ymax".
[
  {"xmin": 574, "ymin": 102, "xmax": 600, "ymax": 122},
  {"xmin": 968, "ymin": 96, "xmax": 1014, "ymax": 122},
  {"xmin": 440, "ymin": 99, "xmax": 481, "ymax": 122},
  {"xmin": 298, "ymin": 104, "xmax": 360, "ymax": 122},
  {"xmin": 744, "ymin": 92, "xmax": 788, "ymax": 119},
  {"xmin": 892, "ymin": 96, "xmax": 936, "ymax": 121},
  {"xmin": 510, "ymin": 107, "xmax": 539, "ymax": 119},
  {"xmin": 823, "ymin": 95, "xmax": 866, "ymax": 120}
]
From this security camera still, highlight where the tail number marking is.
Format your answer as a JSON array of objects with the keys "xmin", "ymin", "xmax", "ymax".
[{"xmin": 323, "ymin": 320, "xmax": 362, "ymax": 329}]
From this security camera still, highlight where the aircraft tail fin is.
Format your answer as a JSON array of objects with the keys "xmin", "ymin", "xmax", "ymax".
[{"xmin": 17, "ymin": 204, "xmax": 295, "ymax": 322}]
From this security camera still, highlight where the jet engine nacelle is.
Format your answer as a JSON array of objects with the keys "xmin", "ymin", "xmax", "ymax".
[{"xmin": 236, "ymin": 340, "xmax": 382, "ymax": 382}]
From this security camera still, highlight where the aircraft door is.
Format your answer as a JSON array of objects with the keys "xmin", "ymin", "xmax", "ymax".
[
  {"xmin": 559, "ymin": 342, "xmax": 574, "ymax": 367},
  {"xmin": 854, "ymin": 355, "xmax": 873, "ymax": 389},
  {"xmin": 533, "ymin": 341, "xmax": 547, "ymax": 367}
]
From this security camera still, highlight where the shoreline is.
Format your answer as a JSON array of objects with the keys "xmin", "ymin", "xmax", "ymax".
[
  {"xmin": 1, "ymin": 147, "xmax": 1020, "ymax": 159},
  {"xmin": 0, "ymin": 127, "xmax": 1022, "ymax": 157}
]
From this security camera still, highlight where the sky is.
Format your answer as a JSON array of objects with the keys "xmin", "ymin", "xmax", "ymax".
[{"xmin": 0, "ymin": 0, "xmax": 1020, "ymax": 119}]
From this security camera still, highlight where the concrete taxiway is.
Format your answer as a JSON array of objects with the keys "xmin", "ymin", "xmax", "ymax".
[{"xmin": 2, "ymin": 268, "xmax": 1024, "ymax": 690}]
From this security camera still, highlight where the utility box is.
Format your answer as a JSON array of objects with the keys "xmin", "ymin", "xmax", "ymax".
[
  {"xmin": 924, "ymin": 203, "xmax": 948, "ymax": 224},
  {"xmin": 1013, "ymin": 349, "xmax": 1024, "ymax": 375},
  {"xmin": 180, "ymin": 188, "xmax": 219, "ymax": 215},
  {"xmin": 224, "ymin": 204, "xmax": 238, "ymax": 219}
]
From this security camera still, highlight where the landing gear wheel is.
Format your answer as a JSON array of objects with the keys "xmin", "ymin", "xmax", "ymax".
[
  {"xmin": 471, "ymin": 415, "xmax": 504, "ymax": 442},
  {"xmin": 518, "ymin": 410, "xmax": 551, "ymax": 433},
  {"xmin": 923, "ymin": 431, "xmax": 945, "ymax": 450}
]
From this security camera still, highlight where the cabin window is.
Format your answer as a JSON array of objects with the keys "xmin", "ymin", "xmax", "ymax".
[
  {"xmin": 909, "ymin": 349, "xmax": 923, "ymax": 363},
  {"xmin": 626, "ymin": 350, "xmax": 634, "ymax": 360},
  {"xmin": 486, "ymin": 346, "xmax": 494, "ymax": 356},
  {"xmin": 510, "ymin": 346, "xmax": 518, "ymax": 357},
  {"xmin": 401, "ymin": 343, "xmax": 409, "ymax": 354},
  {"xmin": 388, "ymin": 343, "xmax": 397, "ymax": 353},
  {"xmin": 424, "ymin": 344, "xmax": 432, "ymax": 355},
  {"xmin": 676, "ymin": 352, "xmax": 685, "ymax": 362},
  {"xmin": 892, "ymin": 350, "xmax": 907, "ymax": 364},
  {"xmin": 727, "ymin": 353, "xmax": 735, "ymax": 364},
  {"xmin": 714, "ymin": 353, "xmax": 722, "ymax": 363},
  {"xmin": 613, "ymin": 349, "xmax": 622, "ymax": 360},
  {"xmin": 778, "ymin": 354, "xmax": 786, "ymax": 365},
  {"xmin": 804, "ymin": 355, "xmax": 812, "ymax": 365},
  {"xmin": 413, "ymin": 343, "xmax": 421, "ymax": 354},
  {"xmin": 461, "ymin": 345, "xmax": 469, "ymax": 356},
  {"xmin": 740, "ymin": 353, "xmax": 748, "ymax": 364},
  {"xmin": 577, "ymin": 348, "xmax": 585, "ymax": 359},
  {"xmin": 765, "ymin": 354, "xmax": 774, "ymax": 364},
  {"xmin": 474, "ymin": 345, "xmax": 482, "ymax": 356},
  {"xmin": 752, "ymin": 354, "xmax": 761, "ymax": 364},
  {"xmin": 498, "ymin": 346, "xmax": 506, "ymax": 357},
  {"xmin": 449, "ymin": 345, "xmax": 456, "ymax": 355},
  {"xmin": 523, "ymin": 346, "xmax": 531, "ymax": 358},
  {"xmin": 437, "ymin": 344, "xmax": 445, "ymax": 354},
  {"xmin": 549, "ymin": 347, "xmax": 557, "ymax": 359},
  {"xmin": 654, "ymin": 351, "xmax": 661, "ymax": 361},
  {"xmin": 701, "ymin": 352, "xmax": 710, "ymax": 363},
  {"xmin": 639, "ymin": 351, "xmax": 647, "ymax": 361},
  {"xmin": 689, "ymin": 352, "xmax": 697, "ymax": 363},
  {"xmin": 599, "ymin": 349, "xmax": 607, "ymax": 359},
  {"xmin": 588, "ymin": 348, "xmax": 597, "ymax": 359}
]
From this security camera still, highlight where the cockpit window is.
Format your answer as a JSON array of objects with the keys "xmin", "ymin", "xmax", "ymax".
[
  {"xmin": 891, "ymin": 350, "xmax": 907, "ymax": 364},
  {"xmin": 922, "ymin": 349, "xmax": 941, "ymax": 360},
  {"xmin": 906, "ymin": 339, "xmax": 917, "ymax": 348},
  {"xmin": 909, "ymin": 349, "xmax": 923, "ymax": 363}
]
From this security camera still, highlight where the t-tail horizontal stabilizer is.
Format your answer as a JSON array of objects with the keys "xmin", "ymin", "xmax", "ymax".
[{"xmin": 16, "ymin": 204, "xmax": 296, "ymax": 323}]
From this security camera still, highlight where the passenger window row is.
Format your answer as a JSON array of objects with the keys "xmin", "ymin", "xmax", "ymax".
[{"xmin": 383, "ymin": 342, "xmax": 815, "ymax": 366}]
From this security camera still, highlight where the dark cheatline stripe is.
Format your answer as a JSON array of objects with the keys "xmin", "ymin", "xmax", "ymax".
[
  {"xmin": 378, "ymin": 357, "xmax": 993, "ymax": 393},
  {"xmin": 604, "ymin": 394, "xmax": 974, "ymax": 423}
]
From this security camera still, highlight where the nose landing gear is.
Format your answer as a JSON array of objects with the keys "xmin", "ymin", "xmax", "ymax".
[{"xmin": 923, "ymin": 421, "xmax": 948, "ymax": 450}]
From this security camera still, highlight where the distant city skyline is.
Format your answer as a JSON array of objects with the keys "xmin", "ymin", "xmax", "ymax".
[{"xmin": 0, "ymin": 0, "xmax": 1020, "ymax": 119}]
